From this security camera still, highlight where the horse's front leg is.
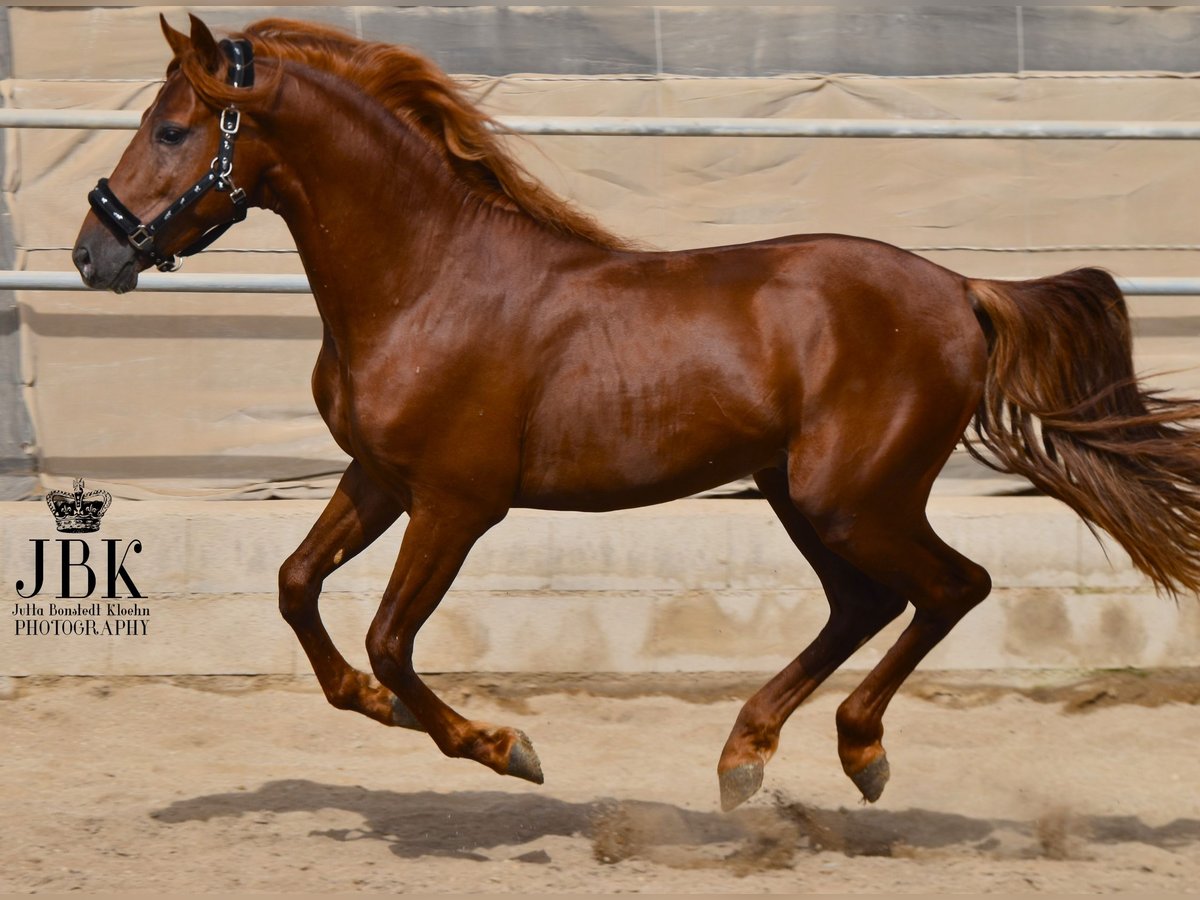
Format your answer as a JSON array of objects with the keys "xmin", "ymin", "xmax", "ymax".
[
  {"xmin": 279, "ymin": 460, "xmax": 410, "ymax": 727},
  {"xmin": 365, "ymin": 499, "xmax": 543, "ymax": 784}
]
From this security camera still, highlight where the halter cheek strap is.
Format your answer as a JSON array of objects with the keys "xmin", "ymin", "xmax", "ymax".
[{"xmin": 87, "ymin": 38, "xmax": 255, "ymax": 273}]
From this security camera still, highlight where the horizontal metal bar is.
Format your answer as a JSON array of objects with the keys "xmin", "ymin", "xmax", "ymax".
[
  {"xmin": 7, "ymin": 107, "xmax": 1200, "ymax": 140},
  {"xmin": 0, "ymin": 108, "xmax": 142, "ymax": 129},
  {"xmin": 1114, "ymin": 277, "xmax": 1200, "ymax": 296},
  {"xmin": 495, "ymin": 115, "xmax": 1200, "ymax": 141},
  {"xmin": 0, "ymin": 271, "xmax": 311, "ymax": 293},
  {"xmin": 3, "ymin": 271, "xmax": 1199, "ymax": 296}
]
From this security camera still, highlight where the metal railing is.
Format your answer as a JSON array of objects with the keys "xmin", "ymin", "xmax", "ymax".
[
  {"xmin": 3, "ymin": 271, "xmax": 1196, "ymax": 297},
  {"xmin": 7, "ymin": 107, "xmax": 1200, "ymax": 140}
]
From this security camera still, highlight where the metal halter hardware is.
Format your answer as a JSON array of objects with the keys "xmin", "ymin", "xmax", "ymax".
[{"xmin": 87, "ymin": 39, "xmax": 255, "ymax": 272}]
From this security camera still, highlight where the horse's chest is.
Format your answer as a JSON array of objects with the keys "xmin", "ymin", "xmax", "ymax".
[
  {"xmin": 311, "ymin": 345, "xmax": 439, "ymax": 462},
  {"xmin": 311, "ymin": 342, "xmax": 359, "ymax": 455}
]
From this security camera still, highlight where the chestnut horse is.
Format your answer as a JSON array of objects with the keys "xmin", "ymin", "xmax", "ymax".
[{"xmin": 73, "ymin": 15, "xmax": 1200, "ymax": 810}]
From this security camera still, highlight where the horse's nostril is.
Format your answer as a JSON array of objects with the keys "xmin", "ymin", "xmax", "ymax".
[{"xmin": 72, "ymin": 245, "xmax": 94, "ymax": 281}]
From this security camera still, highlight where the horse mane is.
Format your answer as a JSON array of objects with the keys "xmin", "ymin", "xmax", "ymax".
[{"xmin": 175, "ymin": 18, "xmax": 632, "ymax": 250}]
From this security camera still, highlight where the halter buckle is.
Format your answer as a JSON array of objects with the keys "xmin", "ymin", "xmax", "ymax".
[
  {"xmin": 129, "ymin": 225, "xmax": 154, "ymax": 251},
  {"xmin": 219, "ymin": 108, "xmax": 241, "ymax": 135}
]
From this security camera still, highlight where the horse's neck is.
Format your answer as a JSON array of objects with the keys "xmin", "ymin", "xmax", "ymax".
[{"xmin": 262, "ymin": 69, "xmax": 491, "ymax": 338}]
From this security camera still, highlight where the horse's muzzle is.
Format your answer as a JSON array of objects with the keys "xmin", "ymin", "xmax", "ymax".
[{"xmin": 72, "ymin": 224, "xmax": 141, "ymax": 294}]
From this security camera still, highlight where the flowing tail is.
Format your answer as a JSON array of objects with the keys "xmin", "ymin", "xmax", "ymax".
[{"xmin": 965, "ymin": 268, "xmax": 1200, "ymax": 596}]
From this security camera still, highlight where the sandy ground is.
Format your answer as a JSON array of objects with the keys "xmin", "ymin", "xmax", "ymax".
[{"xmin": 1, "ymin": 670, "xmax": 1198, "ymax": 894}]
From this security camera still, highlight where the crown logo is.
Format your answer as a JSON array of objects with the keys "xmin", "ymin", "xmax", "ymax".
[{"xmin": 46, "ymin": 477, "xmax": 112, "ymax": 534}]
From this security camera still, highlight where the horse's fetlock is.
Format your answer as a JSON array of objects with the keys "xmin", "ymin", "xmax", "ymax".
[
  {"xmin": 324, "ymin": 673, "xmax": 363, "ymax": 710},
  {"xmin": 835, "ymin": 699, "xmax": 881, "ymax": 746}
]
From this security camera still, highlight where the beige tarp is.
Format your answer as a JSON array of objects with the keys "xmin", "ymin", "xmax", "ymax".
[{"xmin": 8, "ymin": 6, "xmax": 1200, "ymax": 498}]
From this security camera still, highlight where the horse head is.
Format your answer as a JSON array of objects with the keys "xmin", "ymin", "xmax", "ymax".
[{"xmin": 72, "ymin": 15, "xmax": 271, "ymax": 292}]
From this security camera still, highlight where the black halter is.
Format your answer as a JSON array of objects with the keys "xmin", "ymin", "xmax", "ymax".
[{"xmin": 88, "ymin": 39, "xmax": 255, "ymax": 272}]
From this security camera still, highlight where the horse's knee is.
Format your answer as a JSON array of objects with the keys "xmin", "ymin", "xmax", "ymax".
[
  {"xmin": 278, "ymin": 551, "xmax": 319, "ymax": 625},
  {"xmin": 365, "ymin": 628, "xmax": 408, "ymax": 686}
]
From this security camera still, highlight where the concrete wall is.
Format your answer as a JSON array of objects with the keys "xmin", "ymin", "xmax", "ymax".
[{"xmin": 2, "ymin": 496, "xmax": 1195, "ymax": 676}]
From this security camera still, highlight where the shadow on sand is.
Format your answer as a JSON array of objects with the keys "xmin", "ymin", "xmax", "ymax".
[{"xmin": 150, "ymin": 779, "xmax": 1200, "ymax": 868}]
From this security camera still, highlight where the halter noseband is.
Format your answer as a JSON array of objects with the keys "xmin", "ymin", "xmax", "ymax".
[{"xmin": 88, "ymin": 38, "xmax": 255, "ymax": 273}]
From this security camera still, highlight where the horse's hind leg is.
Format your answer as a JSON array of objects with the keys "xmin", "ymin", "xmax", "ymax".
[
  {"xmin": 279, "ymin": 460, "xmax": 413, "ymax": 727},
  {"xmin": 825, "ymin": 516, "xmax": 991, "ymax": 802},
  {"xmin": 717, "ymin": 466, "xmax": 908, "ymax": 811},
  {"xmin": 779, "ymin": 332, "xmax": 991, "ymax": 802},
  {"xmin": 788, "ymin": 441, "xmax": 991, "ymax": 802}
]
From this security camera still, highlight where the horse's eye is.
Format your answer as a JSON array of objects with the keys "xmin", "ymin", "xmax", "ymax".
[{"xmin": 155, "ymin": 124, "xmax": 188, "ymax": 146}]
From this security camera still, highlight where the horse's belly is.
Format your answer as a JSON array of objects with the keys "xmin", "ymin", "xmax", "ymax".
[{"xmin": 515, "ymin": 416, "xmax": 781, "ymax": 511}]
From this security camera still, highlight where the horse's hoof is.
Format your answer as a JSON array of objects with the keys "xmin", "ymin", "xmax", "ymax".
[
  {"xmin": 506, "ymin": 729, "xmax": 544, "ymax": 784},
  {"xmin": 719, "ymin": 762, "xmax": 764, "ymax": 812},
  {"xmin": 849, "ymin": 753, "xmax": 889, "ymax": 803}
]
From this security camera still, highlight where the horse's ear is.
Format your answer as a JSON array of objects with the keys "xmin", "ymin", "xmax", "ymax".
[
  {"xmin": 186, "ymin": 13, "xmax": 223, "ymax": 74},
  {"xmin": 160, "ymin": 14, "xmax": 190, "ymax": 60}
]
